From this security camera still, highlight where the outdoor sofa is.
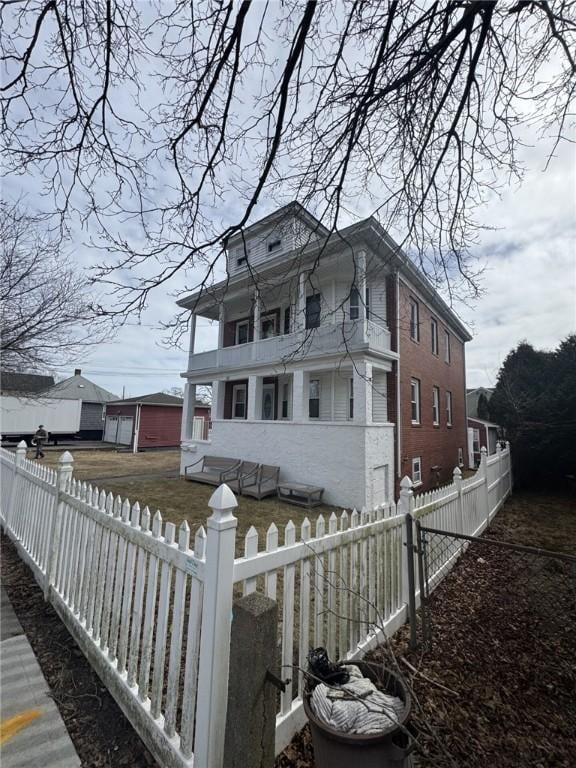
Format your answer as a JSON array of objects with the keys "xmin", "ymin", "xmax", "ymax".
[
  {"xmin": 184, "ymin": 455, "xmax": 241, "ymax": 486},
  {"xmin": 239, "ymin": 464, "xmax": 281, "ymax": 500}
]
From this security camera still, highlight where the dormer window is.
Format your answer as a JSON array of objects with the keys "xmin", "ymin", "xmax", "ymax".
[
  {"xmin": 236, "ymin": 246, "xmax": 250, "ymax": 266},
  {"xmin": 267, "ymin": 239, "xmax": 282, "ymax": 253}
]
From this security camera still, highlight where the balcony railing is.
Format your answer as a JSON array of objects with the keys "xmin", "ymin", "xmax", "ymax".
[{"xmin": 187, "ymin": 319, "xmax": 391, "ymax": 373}]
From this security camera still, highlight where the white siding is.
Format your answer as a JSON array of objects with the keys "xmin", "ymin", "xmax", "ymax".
[
  {"xmin": 333, "ymin": 373, "xmax": 351, "ymax": 422},
  {"xmin": 368, "ymin": 276, "xmax": 387, "ymax": 327},
  {"xmin": 372, "ymin": 369, "xmax": 388, "ymax": 423}
]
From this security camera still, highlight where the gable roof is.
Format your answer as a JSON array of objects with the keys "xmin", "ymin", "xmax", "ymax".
[
  {"xmin": 48, "ymin": 374, "xmax": 117, "ymax": 403},
  {"xmin": 108, "ymin": 392, "xmax": 184, "ymax": 407},
  {"xmin": 0, "ymin": 372, "xmax": 55, "ymax": 395}
]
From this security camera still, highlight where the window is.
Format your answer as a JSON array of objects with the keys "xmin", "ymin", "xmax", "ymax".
[
  {"xmin": 349, "ymin": 378, "xmax": 354, "ymax": 419},
  {"xmin": 284, "ymin": 307, "xmax": 291, "ymax": 335},
  {"xmin": 236, "ymin": 246, "xmax": 250, "ymax": 266},
  {"xmin": 349, "ymin": 286, "xmax": 370, "ymax": 320},
  {"xmin": 431, "ymin": 317, "xmax": 439, "ymax": 355},
  {"xmin": 235, "ymin": 320, "xmax": 249, "ymax": 345},
  {"xmin": 260, "ymin": 313, "xmax": 277, "ymax": 339},
  {"xmin": 412, "ymin": 457, "xmax": 422, "ymax": 486},
  {"xmin": 309, "ymin": 379, "xmax": 320, "ymax": 419},
  {"xmin": 410, "ymin": 378, "xmax": 421, "ymax": 424},
  {"xmin": 432, "ymin": 386, "xmax": 440, "ymax": 425},
  {"xmin": 232, "ymin": 384, "xmax": 247, "ymax": 419},
  {"xmin": 472, "ymin": 428, "xmax": 480, "ymax": 453},
  {"xmin": 281, "ymin": 382, "xmax": 289, "ymax": 419},
  {"xmin": 350, "ymin": 287, "xmax": 360, "ymax": 320},
  {"xmin": 446, "ymin": 391, "xmax": 452, "ymax": 426},
  {"xmin": 267, "ymin": 238, "xmax": 282, "ymax": 253},
  {"xmin": 444, "ymin": 330, "xmax": 451, "ymax": 363},
  {"xmin": 458, "ymin": 448, "xmax": 464, "ymax": 467},
  {"xmin": 305, "ymin": 294, "xmax": 321, "ymax": 329},
  {"xmin": 409, "ymin": 298, "xmax": 420, "ymax": 341}
]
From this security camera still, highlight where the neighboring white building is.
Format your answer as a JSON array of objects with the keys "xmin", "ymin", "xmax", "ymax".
[{"xmin": 178, "ymin": 203, "xmax": 470, "ymax": 508}]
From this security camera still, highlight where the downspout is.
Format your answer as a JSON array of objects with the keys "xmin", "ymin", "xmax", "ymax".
[
  {"xmin": 133, "ymin": 403, "xmax": 141, "ymax": 455},
  {"xmin": 396, "ymin": 270, "xmax": 402, "ymax": 480}
]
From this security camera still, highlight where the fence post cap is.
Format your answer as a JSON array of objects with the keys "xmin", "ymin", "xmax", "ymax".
[
  {"xmin": 480, "ymin": 446, "xmax": 487, "ymax": 455},
  {"xmin": 16, "ymin": 440, "xmax": 27, "ymax": 450},
  {"xmin": 496, "ymin": 442, "xmax": 502, "ymax": 453},
  {"xmin": 59, "ymin": 450, "xmax": 74, "ymax": 465},
  {"xmin": 453, "ymin": 466, "xmax": 462, "ymax": 478},
  {"xmin": 208, "ymin": 483, "xmax": 238, "ymax": 512},
  {"xmin": 400, "ymin": 475, "xmax": 413, "ymax": 491}
]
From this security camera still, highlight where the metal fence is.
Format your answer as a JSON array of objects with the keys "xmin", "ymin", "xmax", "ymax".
[{"xmin": 415, "ymin": 523, "xmax": 576, "ymax": 649}]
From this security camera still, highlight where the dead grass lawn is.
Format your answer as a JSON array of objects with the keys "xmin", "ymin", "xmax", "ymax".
[{"xmin": 36, "ymin": 448, "xmax": 180, "ymax": 481}]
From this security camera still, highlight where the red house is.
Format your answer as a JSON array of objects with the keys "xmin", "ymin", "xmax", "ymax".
[{"xmin": 104, "ymin": 393, "xmax": 184, "ymax": 450}]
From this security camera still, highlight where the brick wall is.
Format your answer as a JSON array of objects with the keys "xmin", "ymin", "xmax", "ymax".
[{"xmin": 397, "ymin": 279, "xmax": 468, "ymax": 492}]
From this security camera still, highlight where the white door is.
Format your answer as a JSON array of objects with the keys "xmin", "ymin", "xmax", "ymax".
[
  {"xmin": 372, "ymin": 464, "xmax": 389, "ymax": 505},
  {"xmin": 104, "ymin": 416, "xmax": 118, "ymax": 443},
  {"xmin": 261, "ymin": 383, "xmax": 276, "ymax": 420},
  {"xmin": 117, "ymin": 416, "xmax": 133, "ymax": 445}
]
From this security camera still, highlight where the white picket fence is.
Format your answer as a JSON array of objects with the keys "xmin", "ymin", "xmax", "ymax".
[{"xmin": 0, "ymin": 442, "xmax": 512, "ymax": 767}]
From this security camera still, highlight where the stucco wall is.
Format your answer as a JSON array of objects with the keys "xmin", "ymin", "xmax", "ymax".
[{"xmin": 181, "ymin": 420, "xmax": 394, "ymax": 509}]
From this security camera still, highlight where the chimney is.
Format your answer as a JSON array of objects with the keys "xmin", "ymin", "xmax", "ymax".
[{"xmin": 74, "ymin": 368, "xmax": 82, "ymax": 376}]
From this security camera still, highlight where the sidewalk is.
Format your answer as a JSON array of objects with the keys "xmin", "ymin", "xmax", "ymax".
[{"xmin": 0, "ymin": 586, "xmax": 81, "ymax": 768}]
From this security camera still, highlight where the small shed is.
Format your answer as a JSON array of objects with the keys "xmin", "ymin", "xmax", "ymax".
[{"xmin": 104, "ymin": 393, "xmax": 183, "ymax": 450}]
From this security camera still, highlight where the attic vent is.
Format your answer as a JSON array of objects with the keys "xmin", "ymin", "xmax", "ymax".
[{"xmin": 267, "ymin": 239, "xmax": 282, "ymax": 253}]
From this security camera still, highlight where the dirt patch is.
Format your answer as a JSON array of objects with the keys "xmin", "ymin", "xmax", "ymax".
[
  {"xmin": 1, "ymin": 535, "xmax": 155, "ymax": 768},
  {"xmin": 275, "ymin": 490, "xmax": 576, "ymax": 767}
]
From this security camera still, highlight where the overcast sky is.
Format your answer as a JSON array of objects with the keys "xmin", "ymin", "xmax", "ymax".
[
  {"xmin": 4, "ymin": 6, "xmax": 574, "ymax": 399},
  {"xmin": 36, "ymin": 133, "xmax": 572, "ymax": 400}
]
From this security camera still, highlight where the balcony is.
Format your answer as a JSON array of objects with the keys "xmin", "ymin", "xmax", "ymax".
[{"xmin": 186, "ymin": 320, "xmax": 392, "ymax": 374}]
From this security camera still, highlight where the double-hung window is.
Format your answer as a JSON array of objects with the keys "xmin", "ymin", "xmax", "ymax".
[
  {"xmin": 410, "ymin": 378, "xmax": 421, "ymax": 424},
  {"xmin": 267, "ymin": 238, "xmax": 282, "ymax": 253},
  {"xmin": 235, "ymin": 320, "xmax": 249, "ymax": 345},
  {"xmin": 458, "ymin": 448, "xmax": 464, "ymax": 467},
  {"xmin": 309, "ymin": 379, "xmax": 320, "ymax": 419},
  {"xmin": 350, "ymin": 288, "xmax": 360, "ymax": 320},
  {"xmin": 432, "ymin": 386, "xmax": 440, "ymax": 425},
  {"xmin": 431, "ymin": 317, "xmax": 439, "ymax": 355},
  {"xmin": 232, "ymin": 384, "xmax": 247, "ymax": 419},
  {"xmin": 410, "ymin": 298, "xmax": 420, "ymax": 341},
  {"xmin": 412, "ymin": 457, "xmax": 422, "ymax": 486},
  {"xmin": 281, "ymin": 383, "xmax": 290, "ymax": 419},
  {"xmin": 444, "ymin": 330, "xmax": 451, "ymax": 363},
  {"xmin": 446, "ymin": 391, "xmax": 453, "ymax": 426},
  {"xmin": 348, "ymin": 378, "xmax": 354, "ymax": 419},
  {"xmin": 306, "ymin": 294, "xmax": 321, "ymax": 330},
  {"xmin": 260, "ymin": 312, "xmax": 277, "ymax": 339}
]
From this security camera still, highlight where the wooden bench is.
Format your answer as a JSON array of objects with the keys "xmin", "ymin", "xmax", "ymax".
[
  {"xmin": 184, "ymin": 455, "xmax": 241, "ymax": 486},
  {"xmin": 277, "ymin": 482, "xmax": 324, "ymax": 508}
]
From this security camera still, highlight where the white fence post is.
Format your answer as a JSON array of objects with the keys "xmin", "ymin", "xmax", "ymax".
[
  {"xmin": 6, "ymin": 441, "xmax": 27, "ymax": 530},
  {"xmin": 44, "ymin": 451, "xmax": 74, "ymax": 599},
  {"xmin": 453, "ymin": 466, "xmax": 464, "ymax": 533},
  {"xmin": 496, "ymin": 442, "xmax": 503, "ymax": 505},
  {"xmin": 194, "ymin": 483, "xmax": 238, "ymax": 768},
  {"xmin": 399, "ymin": 476, "xmax": 415, "ymax": 609},
  {"xmin": 480, "ymin": 447, "xmax": 489, "ymax": 530}
]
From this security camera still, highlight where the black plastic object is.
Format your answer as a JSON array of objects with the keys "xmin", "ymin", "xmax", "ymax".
[
  {"xmin": 307, "ymin": 647, "xmax": 350, "ymax": 685},
  {"xmin": 304, "ymin": 661, "xmax": 415, "ymax": 768}
]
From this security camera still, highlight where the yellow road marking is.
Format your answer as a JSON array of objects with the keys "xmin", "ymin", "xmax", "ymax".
[{"xmin": 0, "ymin": 709, "xmax": 42, "ymax": 745}]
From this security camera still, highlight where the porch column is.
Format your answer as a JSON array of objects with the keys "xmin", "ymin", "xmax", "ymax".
[
  {"xmin": 188, "ymin": 313, "xmax": 197, "ymax": 369},
  {"xmin": 297, "ymin": 273, "xmax": 306, "ymax": 331},
  {"xmin": 181, "ymin": 382, "xmax": 197, "ymax": 441},
  {"xmin": 353, "ymin": 360, "xmax": 373, "ymax": 425},
  {"xmin": 247, "ymin": 375, "xmax": 262, "ymax": 421},
  {"xmin": 218, "ymin": 303, "xmax": 225, "ymax": 349},
  {"xmin": 292, "ymin": 369, "xmax": 306, "ymax": 421},
  {"xmin": 357, "ymin": 249, "xmax": 367, "ymax": 320},
  {"xmin": 253, "ymin": 291, "xmax": 262, "ymax": 342},
  {"xmin": 212, "ymin": 380, "xmax": 225, "ymax": 420}
]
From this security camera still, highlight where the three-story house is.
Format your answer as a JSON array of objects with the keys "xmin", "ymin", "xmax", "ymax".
[{"xmin": 178, "ymin": 203, "xmax": 471, "ymax": 508}]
